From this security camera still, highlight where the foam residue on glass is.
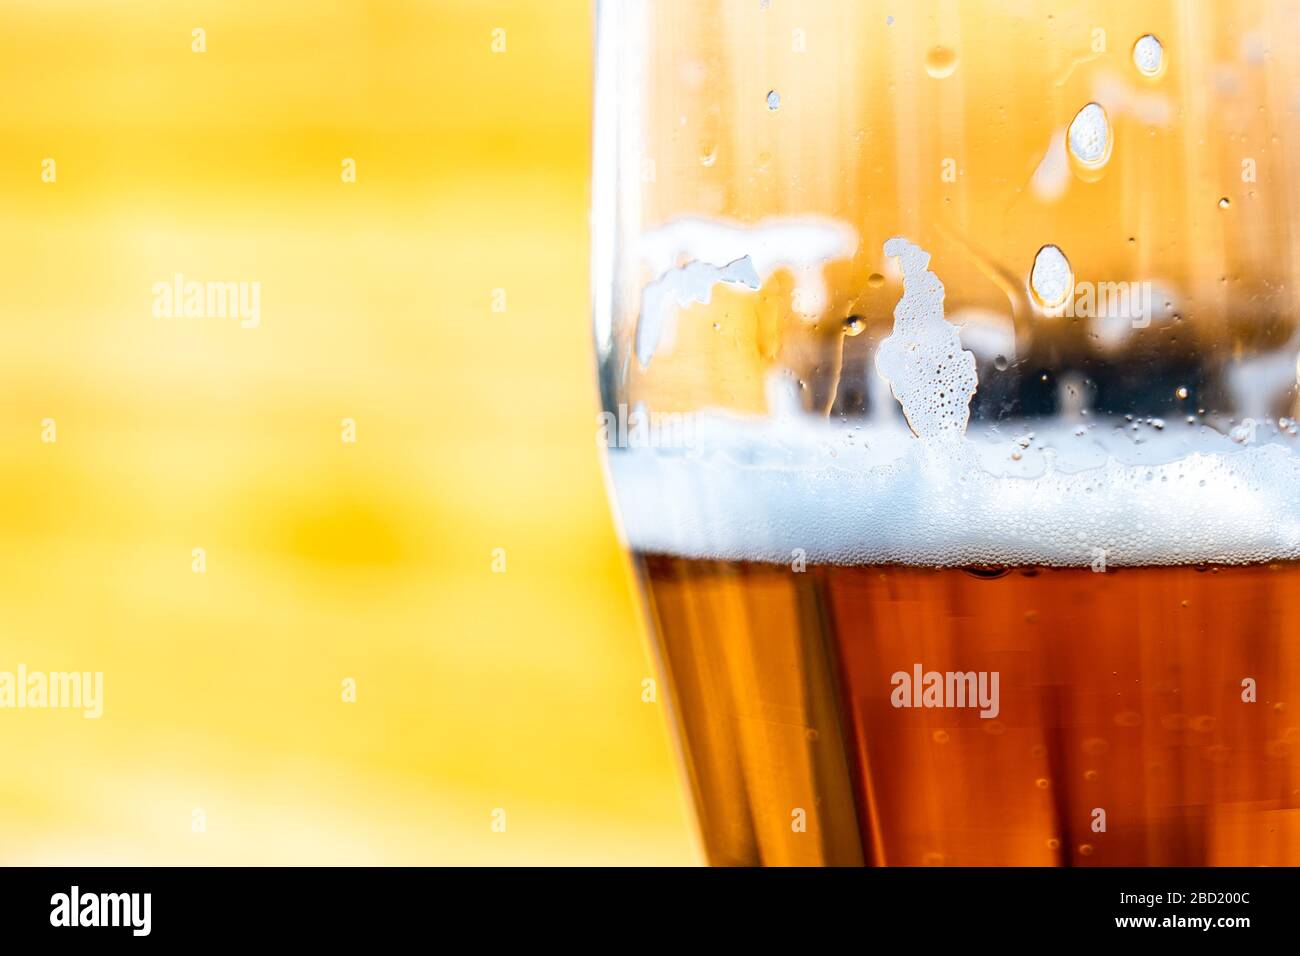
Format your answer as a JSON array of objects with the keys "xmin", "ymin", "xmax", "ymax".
[
  {"xmin": 635, "ymin": 257, "xmax": 760, "ymax": 368},
  {"xmin": 874, "ymin": 238, "xmax": 977, "ymax": 440},
  {"xmin": 1029, "ymin": 244, "xmax": 1074, "ymax": 309},
  {"xmin": 1067, "ymin": 102, "xmax": 1111, "ymax": 168},
  {"xmin": 1132, "ymin": 34, "xmax": 1165, "ymax": 78},
  {"xmin": 634, "ymin": 217, "xmax": 858, "ymax": 367}
]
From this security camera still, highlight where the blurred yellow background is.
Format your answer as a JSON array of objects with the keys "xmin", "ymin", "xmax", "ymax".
[{"xmin": 0, "ymin": 0, "xmax": 696, "ymax": 864}]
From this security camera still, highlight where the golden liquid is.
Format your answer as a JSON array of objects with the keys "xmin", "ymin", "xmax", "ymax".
[{"xmin": 639, "ymin": 554, "xmax": 1300, "ymax": 866}]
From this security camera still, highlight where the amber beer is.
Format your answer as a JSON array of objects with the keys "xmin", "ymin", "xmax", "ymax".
[
  {"xmin": 592, "ymin": 0, "xmax": 1300, "ymax": 867},
  {"xmin": 636, "ymin": 553, "xmax": 1300, "ymax": 866}
]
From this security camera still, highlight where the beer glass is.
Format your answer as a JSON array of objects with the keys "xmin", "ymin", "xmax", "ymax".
[{"xmin": 593, "ymin": 0, "xmax": 1300, "ymax": 865}]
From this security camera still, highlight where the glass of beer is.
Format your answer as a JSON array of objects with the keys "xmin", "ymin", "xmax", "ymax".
[{"xmin": 593, "ymin": 0, "xmax": 1300, "ymax": 865}]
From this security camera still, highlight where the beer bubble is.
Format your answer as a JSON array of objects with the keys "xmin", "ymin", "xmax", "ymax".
[
  {"xmin": 1176, "ymin": 386, "xmax": 1189, "ymax": 399},
  {"xmin": 993, "ymin": 354, "xmax": 1009, "ymax": 371},
  {"xmin": 843, "ymin": 315, "xmax": 866, "ymax": 336},
  {"xmin": 867, "ymin": 272, "xmax": 885, "ymax": 288},
  {"xmin": 1035, "ymin": 777, "xmax": 1050, "ymax": 789},
  {"xmin": 1046, "ymin": 838, "xmax": 1061, "ymax": 850},
  {"xmin": 1218, "ymin": 197, "xmax": 1230, "ymax": 209},
  {"xmin": 1068, "ymin": 102, "xmax": 1111, "ymax": 168},
  {"xmin": 932, "ymin": 729, "xmax": 950, "ymax": 744},
  {"xmin": 1030, "ymin": 244, "xmax": 1073, "ymax": 309},
  {"xmin": 924, "ymin": 45, "xmax": 959, "ymax": 79},
  {"xmin": 1083, "ymin": 769, "xmax": 1099, "ymax": 782},
  {"xmin": 766, "ymin": 90, "xmax": 780, "ymax": 110},
  {"xmin": 1078, "ymin": 843, "xmax": 1095, "ymax": 857},
  {"xmin": 699, "ymin": 144, "xmax": 717, "ymax": 167},
  {"xmin": 1132, "ymin": 34, "xmax": 1165, "ymax": 78}
]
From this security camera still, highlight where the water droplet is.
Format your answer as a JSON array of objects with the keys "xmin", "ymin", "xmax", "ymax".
[
  {"xmin": 1132, "ymin": 33, "xmax": 1165, "ymax": 78},
  {"xmin": 867, "ymin": 272, "xmax": 885, "ymax": 288},
  {"xmin": 1176, "ymin": 386, "xmax": 1189, "ymax": 399},
  {"xmin": 1030, "ymin": 244, "xmax": 1074, "ymax": 309},
  {"xmin": 843, "ymin": 315, "xmax": 866, "ymax": 336},
  {"xmin": 993, "ymin": 354, "xmax": 1009, "ymax": 371},
  {"xmin": 1218, "ymin": 196, "xmax": 1230, "ymax": 208},
  {"xmin": 1046, "ymin": 837, "xmax": 1061, "ymax": 850},
  {"xmin": 766, "ymin": 89, "xmax": 780, "ymax": 110},
  {"xmin": 924, "ymin": 45, "xmax": 959, "ymax": 79},
  {"xmin": 1068, "ymin": 102, "xmax": 1112, "ymax": 168},
  {"xmin": 1078, "ymin": 843, "xmax": 1095, "ymax": 856},
  {"xmin": 699, "ymin": 144, "xmax": 717, "ymax": 167},
  {"xmin": 1035, "ymin": 777, "xmax": 1050, "ymax": 789},
  {"xmin": 932, "ymin": 729, "xmax": 950, "ymax": 744}
]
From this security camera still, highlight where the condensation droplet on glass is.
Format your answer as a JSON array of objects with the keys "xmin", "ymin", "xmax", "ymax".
[
  {"xmin": 843, "ymin": 316, "xmax": 866, "ymax": 336},
  {"xmin": 867, "ymin": 272, "xmax": 885, "ymax": 288},
  {"xmin": 766, "ymin": 90, "xmax": 780, "ymax": 110},
  {"xmin": 1176, "ymin": 386, "xmax": 1189, "ymax": 400},
  {"xmin": 924, "ymin": 45, "xmax": 958, "ymax": 79},
  {"xmin": 1132, "ymin": 33, "xmax": 1165, "ymax": 77},
  {"xmin": 699, "ymin": 144, "xmax": 717, "ymax": 167},
  {"xmin": 1030, "ymin": 244, "xmax": 1073, "ymax": 309},
  {"xmin": 1068, "ymin": 102, "xmax": 1111, "ymax": 168},
  {"xmin": 994, "ymin": 354, "xmax": 1009, "ymax": 371},
  {"xmin": 1218, "ymin": 196, "xmax": 1230, "ymax": 208}
]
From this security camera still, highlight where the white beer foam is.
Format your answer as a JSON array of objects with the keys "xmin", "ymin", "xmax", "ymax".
[
  {"xmin": 634, "ymin": 216, "xmax": 858, "ymax": 366},
  {"xmin": 876, "ymin": 238, "xmax": 977, "ymax": 440},
  {"xmin": 611, "ymin": 232, "xmax": 1300, "ymax": 568},
  {"xmin": 609, "ymin": 415, "xmax": 1300, "ymax": 567}
]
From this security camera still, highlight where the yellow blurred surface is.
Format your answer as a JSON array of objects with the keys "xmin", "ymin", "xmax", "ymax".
[{"xmin": 0, "ymin": 1, "xmax": 696, "ymax": 864}]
